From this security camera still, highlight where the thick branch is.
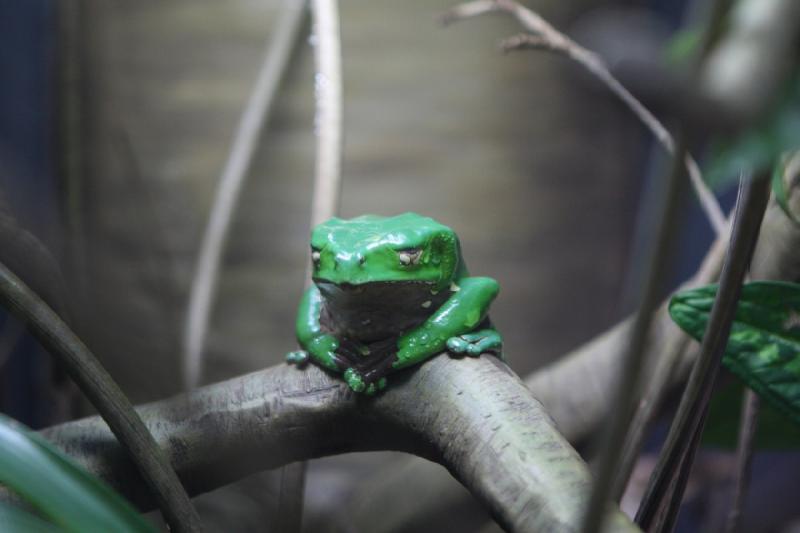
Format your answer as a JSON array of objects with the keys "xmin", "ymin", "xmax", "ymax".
[
  {"xmin": 40, "ymin": 355, "xmax": 638, "ymax": 532},
  {"xmin": 0, "ymin": 262, "xmax": 202, "ymax": 531},
  {"xmin": 341, "ymin": 180, "xmax": 800, "ymax": 531}
]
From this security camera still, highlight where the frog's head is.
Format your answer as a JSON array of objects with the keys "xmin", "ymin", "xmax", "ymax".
[{"xmin": 310, "ymin": 212, "xmax": 461, "ymax": 292}]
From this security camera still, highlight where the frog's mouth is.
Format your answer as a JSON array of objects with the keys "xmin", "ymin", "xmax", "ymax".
[{"xmin": 316, "ymin": 280, "xmax": 449, "ymax": 343}]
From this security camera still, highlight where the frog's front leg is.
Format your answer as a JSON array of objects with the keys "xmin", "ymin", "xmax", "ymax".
[
  {"xmin": 287, "ymin": 285, "xmax": 349, "ymax": 372},
  {"xmin": 393, "ymin": 276, "xmax": 500, "ymax": 371}
]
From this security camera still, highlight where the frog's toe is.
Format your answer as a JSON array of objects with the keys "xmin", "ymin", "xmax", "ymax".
[
  {"xmin": 447, "ymin": 330, "xmax": 503, "ymax": 358},
  {"xmin": 446, "ymin": 336, "xmax": 470, "ymax": 354},
  {"xmin": 286, "ymin": 350, "xmax": 309, "ymax": 366},
  {"xmin": 344, "ymin": 368, "xmax": 366, "ymax": 393},
  {"xmin": 446, "ymin": 335, "xmax": 481, "ymax": 357}
]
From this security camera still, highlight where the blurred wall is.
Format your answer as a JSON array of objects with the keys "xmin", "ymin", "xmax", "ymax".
[
  {"xmin": 74, "ymin": 0, "xmax": 644, "ymax": 398},
  {"xmin": 62, "ymin": 0, "xmax": 647, "ymax": 530}
]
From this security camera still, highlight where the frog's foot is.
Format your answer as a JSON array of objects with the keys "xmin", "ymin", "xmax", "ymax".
[
  {"xmin": 286, "ymin": 350, "xmax": 309, "ymax": 366},
  {"xmin": 446, "ymin": 329, "xmax": 503, "ymax": 358},
  {"xmin": 344, "ymin": 367, "xmax": 387, "ymax": 396}
]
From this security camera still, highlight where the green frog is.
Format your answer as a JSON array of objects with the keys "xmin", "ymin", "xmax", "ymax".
[{"xmin": 286, "ymin": 212, "xmax": 502, "ymax": 394}]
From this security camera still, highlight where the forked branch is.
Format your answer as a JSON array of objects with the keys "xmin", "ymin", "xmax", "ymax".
[
  {"xmin": 340, "ymin": 169, "xmax": 800, "ymax": 533},
  {"xmin": 40, "ymin": 356, "xmax": 638, "ymax": 532}
]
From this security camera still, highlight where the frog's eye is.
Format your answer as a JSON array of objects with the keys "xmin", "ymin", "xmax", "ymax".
[
  {"xmin": 398, "ymin": 248, "xmax": 422, "ymax": 266},
  {"xmin": 311, "ymin": 249, "xmax": 321, "ymax": 266}
]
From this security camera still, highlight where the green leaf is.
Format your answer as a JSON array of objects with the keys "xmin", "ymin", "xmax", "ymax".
[
  {"xmin": 0, "ymin": 501, "xmax": 60, "ymax": 533},
  {"xmin": 669, "ymin": 282, "xmax": 800, "ymax": 440},
  {"xmin": 0, "ymin": 415, "xmax": 155, "ymax": 533}
]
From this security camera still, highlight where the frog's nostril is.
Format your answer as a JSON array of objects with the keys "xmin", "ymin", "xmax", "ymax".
[{"xmin": 359, "ymin": 256, "xmax": 366, "ymax": 266}]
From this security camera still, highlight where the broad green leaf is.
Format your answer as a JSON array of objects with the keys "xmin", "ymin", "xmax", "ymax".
[
  {"xmin": 0, "ymin": 415, "xmax": 155, "ymax": 533},
  {"xmin": 669, "ymin": 281, "xmax": 800, "ymax": 434},
  {"xmin": 0, "ymin": 501, "xmax": 59, "ymax": 533}
]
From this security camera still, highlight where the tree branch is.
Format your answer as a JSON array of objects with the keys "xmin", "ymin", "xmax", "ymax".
[
  {"xmin": 0, "ymin": 262, "xmax": 203, "ymax": 532},
  {"xmin": 339, "ymin": 175, "xmax": 800, "ymax": 531},
  {"xmin": 39, "ymin": 355, "xmax": 639, "ymax": 532},
  {"xmin": 724, "ymin": 390, "xmax": 759, "ymax": 533},
  {"xmin": 635, "ymin": 173, "xmax": 771, "ymax": 531}
]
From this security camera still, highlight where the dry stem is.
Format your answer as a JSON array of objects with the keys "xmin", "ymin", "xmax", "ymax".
[{"xmin": 442, "ymin": 0, "xmax": 727, "ymax": 237}]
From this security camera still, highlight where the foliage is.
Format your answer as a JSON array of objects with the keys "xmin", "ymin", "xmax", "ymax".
[
  {"xmin": 0, "ymin": 501, "xmax": 59, "ymax": 533},
  {"xmin": 670, "ymin": 281, "xmax": 800, "ymax": 446},
  {"xmin": 0, "ymin": 415, "xmax": 155, "ymax": 533}
]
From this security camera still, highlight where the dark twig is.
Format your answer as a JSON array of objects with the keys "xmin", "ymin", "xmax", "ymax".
[
  {"xmin": 635, "ymin": 175, "xmax": 771, "ymax": 530},
  {"xmin": 611, "ymin": 337, "xmax": 691, "ymax": 502},
  {"xmin": 0, "ymin": 262, "xmax": 203, "ymax": 532},
  {"xmin": 724, "ymin": 390, "xmax": 760, "ymax": 533},
  {"xmin": 441, "ymin": 0, "xmax": 726, "ymax": 236},
  {"xmin": 579, "ymin": 124, "xmax": 687, "ymax": 533},
  {"xmin": 611, "ymin": 223, "xmax": 730, "ymax": 501},
  {"xmin": 653, "ymin": 409, "xmax": 707, "ymax": 533}
]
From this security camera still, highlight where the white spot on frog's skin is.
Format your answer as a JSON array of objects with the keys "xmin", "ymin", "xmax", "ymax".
[
  {"xmin": 361, "ymin": 318, "xmax": 372, "ymax": 326},
  {"xmin": 311, "ymin": 251, "xmax": 321, "ymax": 263},
  {"xmin": 398, "ymin": 249, "xmax": 422, "ymax": 266},
  {"xmin": 421, "ymin": 300, "xmax": 432, "ymax": 308},
  {"xmin": 784, "ymin": 310, "xmax": 800, "ymax": 330},
  {"xmin": 450, "ymin": 282, "xmax": 460, "ymax": 292},
  {"xmin": 430, "ymin": 288, "xmax": 440, "ymax": 295}
]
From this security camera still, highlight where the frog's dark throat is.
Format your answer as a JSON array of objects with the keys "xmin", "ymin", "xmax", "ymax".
[{"xmin": 316, "ymin": 280, "xmax": 450, "ymax": 345}]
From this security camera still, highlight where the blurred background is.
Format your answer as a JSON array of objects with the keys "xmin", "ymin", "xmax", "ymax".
[{"xmin": 2, "ymin": 0, "xmax": 787, "ymax": 531}]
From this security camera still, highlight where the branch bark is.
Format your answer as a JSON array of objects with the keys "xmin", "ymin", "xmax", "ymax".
[
  {"xmin": 0, "ymin": 262, "xmax": 203, "ymax": 532},
  {"xmin": 39, "ymin": 355, "xmax": 638, "ymax": 532},
  {"xmin": 339, "ymin": 178, "xmax": 800, "ymax": 531}
]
